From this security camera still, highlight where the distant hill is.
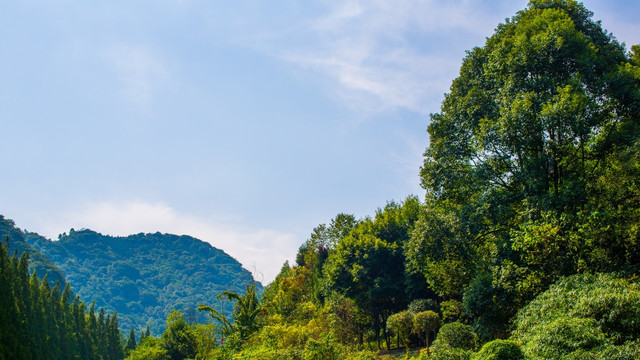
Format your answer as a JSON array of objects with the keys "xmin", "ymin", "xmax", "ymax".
[
  {"xmin": 14, "ymin": 222, "xmax": 260, "ymax": 335},
  {"xmin": 0, "ymin": 215, "xmax": 67, "ymax": 287}
]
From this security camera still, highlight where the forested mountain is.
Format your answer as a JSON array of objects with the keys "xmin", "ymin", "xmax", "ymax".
[
  {"xmin": 131, "ymin": 1, "xmax": 638, "ymax": 359},
  {"xmin": 2, "ymin": 1, "xmax": 640, "ymax": 359},
  {"xmin": 24, "ymin": 228, "xmax": 261, "ymax": 335},
  {"xmin": 0, "ymin": 215, "xmax": 67, "ymax": 287},
  {"xmin": 0, "ymin": 217, "xmax": 263, "ymax": 336}
]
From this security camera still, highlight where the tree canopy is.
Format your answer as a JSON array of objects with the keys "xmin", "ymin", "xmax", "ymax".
[{"xmin": 408, "ymin": 0, "xmax": 640, "ymax": 338}]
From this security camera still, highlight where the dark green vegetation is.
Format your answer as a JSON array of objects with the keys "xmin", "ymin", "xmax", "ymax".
[
  {"xmin": 25, "ymin": 228, "xmax": 260, "ymax": 335},
  {"xmin": 2, "ymin": 0, "xmax": 640, "ymax": 359},
  {"xmin": 0, "ymin": 216, "xmax": 66, "ymax": 287},
  {"xmin": 142, "ymin": 1, "xmax": 635, "ymax": 359},
  {"xmin": 0, "ymin": 237, "xmax": 124, "ymax": 360}
]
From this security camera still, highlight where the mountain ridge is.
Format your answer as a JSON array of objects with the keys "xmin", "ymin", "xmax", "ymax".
[{"xmin": 1, "ymin": 215, "xmax": 261, "ymax": 335}]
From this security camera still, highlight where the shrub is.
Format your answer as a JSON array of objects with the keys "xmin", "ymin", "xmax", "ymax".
[
  {"xmin": 230, "ymin": 346, "xmax": 302, "ymax": 360},
  {"xmin": 408, "ymin": 298, "xmax": 440, "ymax": 314},
  {"xmin": 433, "ymin": 322, "xmax": 478, "ymax": 351},
  {"xmin": 440, "ymin": 299, "xmax": 463, "ymax": 323},
  {"xmin": 424, "ymin": 346, "xmax": 472, "ymax": 360},
  {"xmin": 342, "ymin": 350, "xmax": 378, "ymax": 360},
  {"xmin": 387, "ymin": 311, "xmax": 415, "ymax": 349},
  {"xmin": 522, "ymin": 317, "xmax": 606, "ymax": 359},
  {"xmin": 303, "ymin": 334, "xmax": 340, "ymax": 360},
  {"xmin": 125, "ymin": 337, "xmax": 168, "ymax": 360},
  {"xmin": 413, "ymin": 311, "xmax": 440, "ymax": 348},
  {"xmin": 471, "ymin": 339, "xmax": 523, "ymax": 360},
  {"xmin": 512, "ymin": 273, "xmax": 640, "ymax": 359},
  {"xmin": 260, "ymin": 323, "xmax": 308, "ymax": 349}
]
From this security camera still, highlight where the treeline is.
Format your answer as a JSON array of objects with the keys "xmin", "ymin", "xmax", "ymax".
[
  {"xmin": 2, "ymin": 0, "xmax": 640, "ymax": 359},
  {"xmin": 0, "ymin": 238, "xmax": 124, "ymax": 360},
  {"xmin": 24, "ymin": 228, "xmax": 258, "ymax": 335},
  {"xmin": 137, "ymin": 1, "xmax": 640, "ymax": 359}
]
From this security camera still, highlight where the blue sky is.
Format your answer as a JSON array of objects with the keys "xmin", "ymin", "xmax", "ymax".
[{"xmin": 2, "ymin": 0, "xmax": 638, "ymax": 283}]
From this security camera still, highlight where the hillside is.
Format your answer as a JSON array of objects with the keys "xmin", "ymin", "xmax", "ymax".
[
  {"xmin": 0, "ymin": 215, "xmax": 67, "ymax": 287},
  {"xmin": 23, "ymin": 226, "xmax": 261, "ymax": 335}
]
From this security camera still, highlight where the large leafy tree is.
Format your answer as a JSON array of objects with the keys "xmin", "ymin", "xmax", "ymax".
[
  {"xmin": 324, "ymin": 231, "xmax": 405, "ymax": 349},
  {"xmin": 408, "ymin": 0, "xmax": 640, "ymax": 338}
]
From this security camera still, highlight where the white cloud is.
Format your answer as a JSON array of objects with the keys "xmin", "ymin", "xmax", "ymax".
[
  {"xmin": 259, "ymin": 0, "xmax": 526, "ymax": 114},
  {"xmin": 37, "ymin": 201, "xmax": 297, "ymax": 284},
  {"xmin": 105, "ymin": 45, "xmax": 169, "ymax": 111}
]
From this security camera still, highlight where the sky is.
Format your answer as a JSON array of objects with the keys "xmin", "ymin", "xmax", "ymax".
[{"xmin": 1, "ymin": 0, "xmax": 638, "ymax": 284}]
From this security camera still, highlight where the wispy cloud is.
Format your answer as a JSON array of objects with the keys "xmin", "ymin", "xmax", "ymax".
[
  {"xmin": 37, "ymin": 201, "xmax": 297, "ymax": 284},
  {"xmin": 266, "ymin": 0, "xmax": 523, "ymax": 115},
  {"xmin": 105, "ymin": 45, "xmax": 169, "ymax": 111}
]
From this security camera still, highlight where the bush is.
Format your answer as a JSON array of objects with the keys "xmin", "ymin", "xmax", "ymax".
[
  {"xmin": 440, "ymin": 299, "xmax": 463, "ymax": 323},
  {"xmin": 408, "ymin": 298, "xmax": 440, "ymax": 314},
  {"xmin": 433, "ymin": 322, "xmax": 478, "ymax": 351},
  {"xmin": 471, "ymin": 339, "xmax": 523, "ymax": 360},
  {"xmin": 343, "ymin": 350, "xmax": 378, "ymax": 360},
  {"xmin": 229, "ymin": 346, "xmax": 302, "ymax": 360},
  {"xmin": 260, "ymin": 323, "xmax": 309, "ymax": 349},
  {"xmin": 521, "ymin": 317, "xmax": 606, "ymax": 359},
  {"xmin": 424, "ymin": 346, "xmax": 472, "ymax": 360},
  {"xmin": 413, "ymin": 311, "xmax": 440, "ymax": 347},
  {"xmin": 512, "ymin": 273, "xmax": 640, "ymax": 359},
  {"xmin": 125, "ymin": 337, "xmax": 168, "ymax": 360},
  {"xmin": 303, "ymin": 334, "xmax": 340, "ymax": 360},
  {"xmin": 387, "ymin": 311, "xmax": 415, "ymax": 349}
]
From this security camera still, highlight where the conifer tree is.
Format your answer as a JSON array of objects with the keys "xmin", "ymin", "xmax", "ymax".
[{"xmin": 124, "ymin": 328, "xmax": 137, "ymax": 355}]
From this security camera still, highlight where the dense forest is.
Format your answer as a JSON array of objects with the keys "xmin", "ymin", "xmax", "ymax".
[
  {"xmin": 3, "ymin": 0, "xmax": 640, "ymax": 359},
  {"xmin": 25, "ymin": 228, "xmax": 259, "ymax": 335},
  {"xmin": 0, "ymin": 216, "xmax": 67, "ymax": 287},
  {"xmin": 0, "ymin": 238, "xmax": 124, "ymax": 360}
]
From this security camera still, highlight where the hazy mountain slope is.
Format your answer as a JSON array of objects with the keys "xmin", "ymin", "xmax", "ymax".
[
  {"xmin": 25, "ymin": 227, "xmax": 261, "ymax": 335},
  {"xmin": 0, "ymin": 215, "xmax": 67, "ymax": 287}
]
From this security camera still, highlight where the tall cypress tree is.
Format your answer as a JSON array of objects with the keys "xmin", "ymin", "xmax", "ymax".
[
  {"xmin": 14, "ymin": 253, "xmax": 33, "ymax": 359},
  {"xmin": 124, "ymin": 328, "xmax": 137, "ymax": 355},
  {"xmin": 29, "ymin": 271, "xmax": 44, "ymax": 359},
  {"xmin": 0, "ymin": 237, "xmax": 19, "ymax": 360},
  {"xmin": 0, "ymin": 237, "xmax": 125, "ymax": 360}
]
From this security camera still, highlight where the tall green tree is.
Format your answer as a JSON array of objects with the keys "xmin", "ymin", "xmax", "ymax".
[
  {"xmin": 199, "ymin": 283, "xmax": 260, "ymax": 343},
  {"xmin": 124, "ymin": 328, "xmax": 137, "ymax": 355},
  {"xmin": 162, "ymin": 310, "xmax": 196, "ymax": 360},
  {"xmin": 324, "ymin": 231, "xmax": 405, "ymax": 349},
  {"xmin": 409, "ymin": 0, "xmax": 640, "ymax": 338},
  {"xmin": 0, "ymin": 236, "xmax": 123, "ymax": 360}
]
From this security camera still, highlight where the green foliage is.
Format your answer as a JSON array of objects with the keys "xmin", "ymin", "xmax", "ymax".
[
  {"xmin": 439, "ymin": 299, "xmax": 463, "ymax": 323},
  {"xmin": 408, "ymin": 298, "xmax": 440, "ymax": 314},
  {"xmin": 125, "ymin": 337, "xmax": 168, "ymax": 360},
  {"xmin": 24, "ymin": 228, "xmax": 260, "ymax": 334},
  {"xmin": 228, "ymin": 346, "xmax": 302, "ymax": 360},
  {"xmin": 0, "ymin": 216, "xmax": 66, "ymax": 287},
  {"xmin": 520, "ymin": 317, "xmax": 606, "ymax": 359},
  {"xmin": 161, "ymin": 310, "xmax": 197, "ymax": 360},
  {"xmin": 433, "ymin": 322, "xmax": 478, "ymax": 352},
  {"xmin": 4, "ymin": 3, "xmax": 638, "ymax": 360},
  {"xmin": 124, "ymin": 328, "xmax": 137, "ymax": 355},
  {"xmin": 387, "ymin": 310, "xmax": 414, "ymax": 349},
  {"xmin": 413, "ymin": 311, "xmax": 440, "ymax": 348},
  {"xmin": 471, "ymin": 340, "xmax": 523, "ymax": 360},
  {"xmin": 192, "ymin": 323, "xmax": 217, "ymax": 358},
  {"xmin": 408, "ymin": 0, "xmax": 640, "ymax": 339},
  {"xmin": 427, "ymin": 346, "xmax": 472, "ymax": 360},
  {"xmin": 325, "ymin": 294, "xmax": 368, "ymax": 345},
  {"xmin": 512, "ymin": 273, "xmax": 640, "ymax": 359},
  {"xmin": 0, "ymin": 236, "xmax": 124, "ymax": 360},
  {"xmin": 303, "ymin": 334, "xmax": 340, "ymax": 360},
  {"xmin": 260, "ymin": 322, "xmax": 309, "ymax": 349},
  {"xmin": 199, "ymin": 283, "xmax": 260, "ymax": 346}
]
